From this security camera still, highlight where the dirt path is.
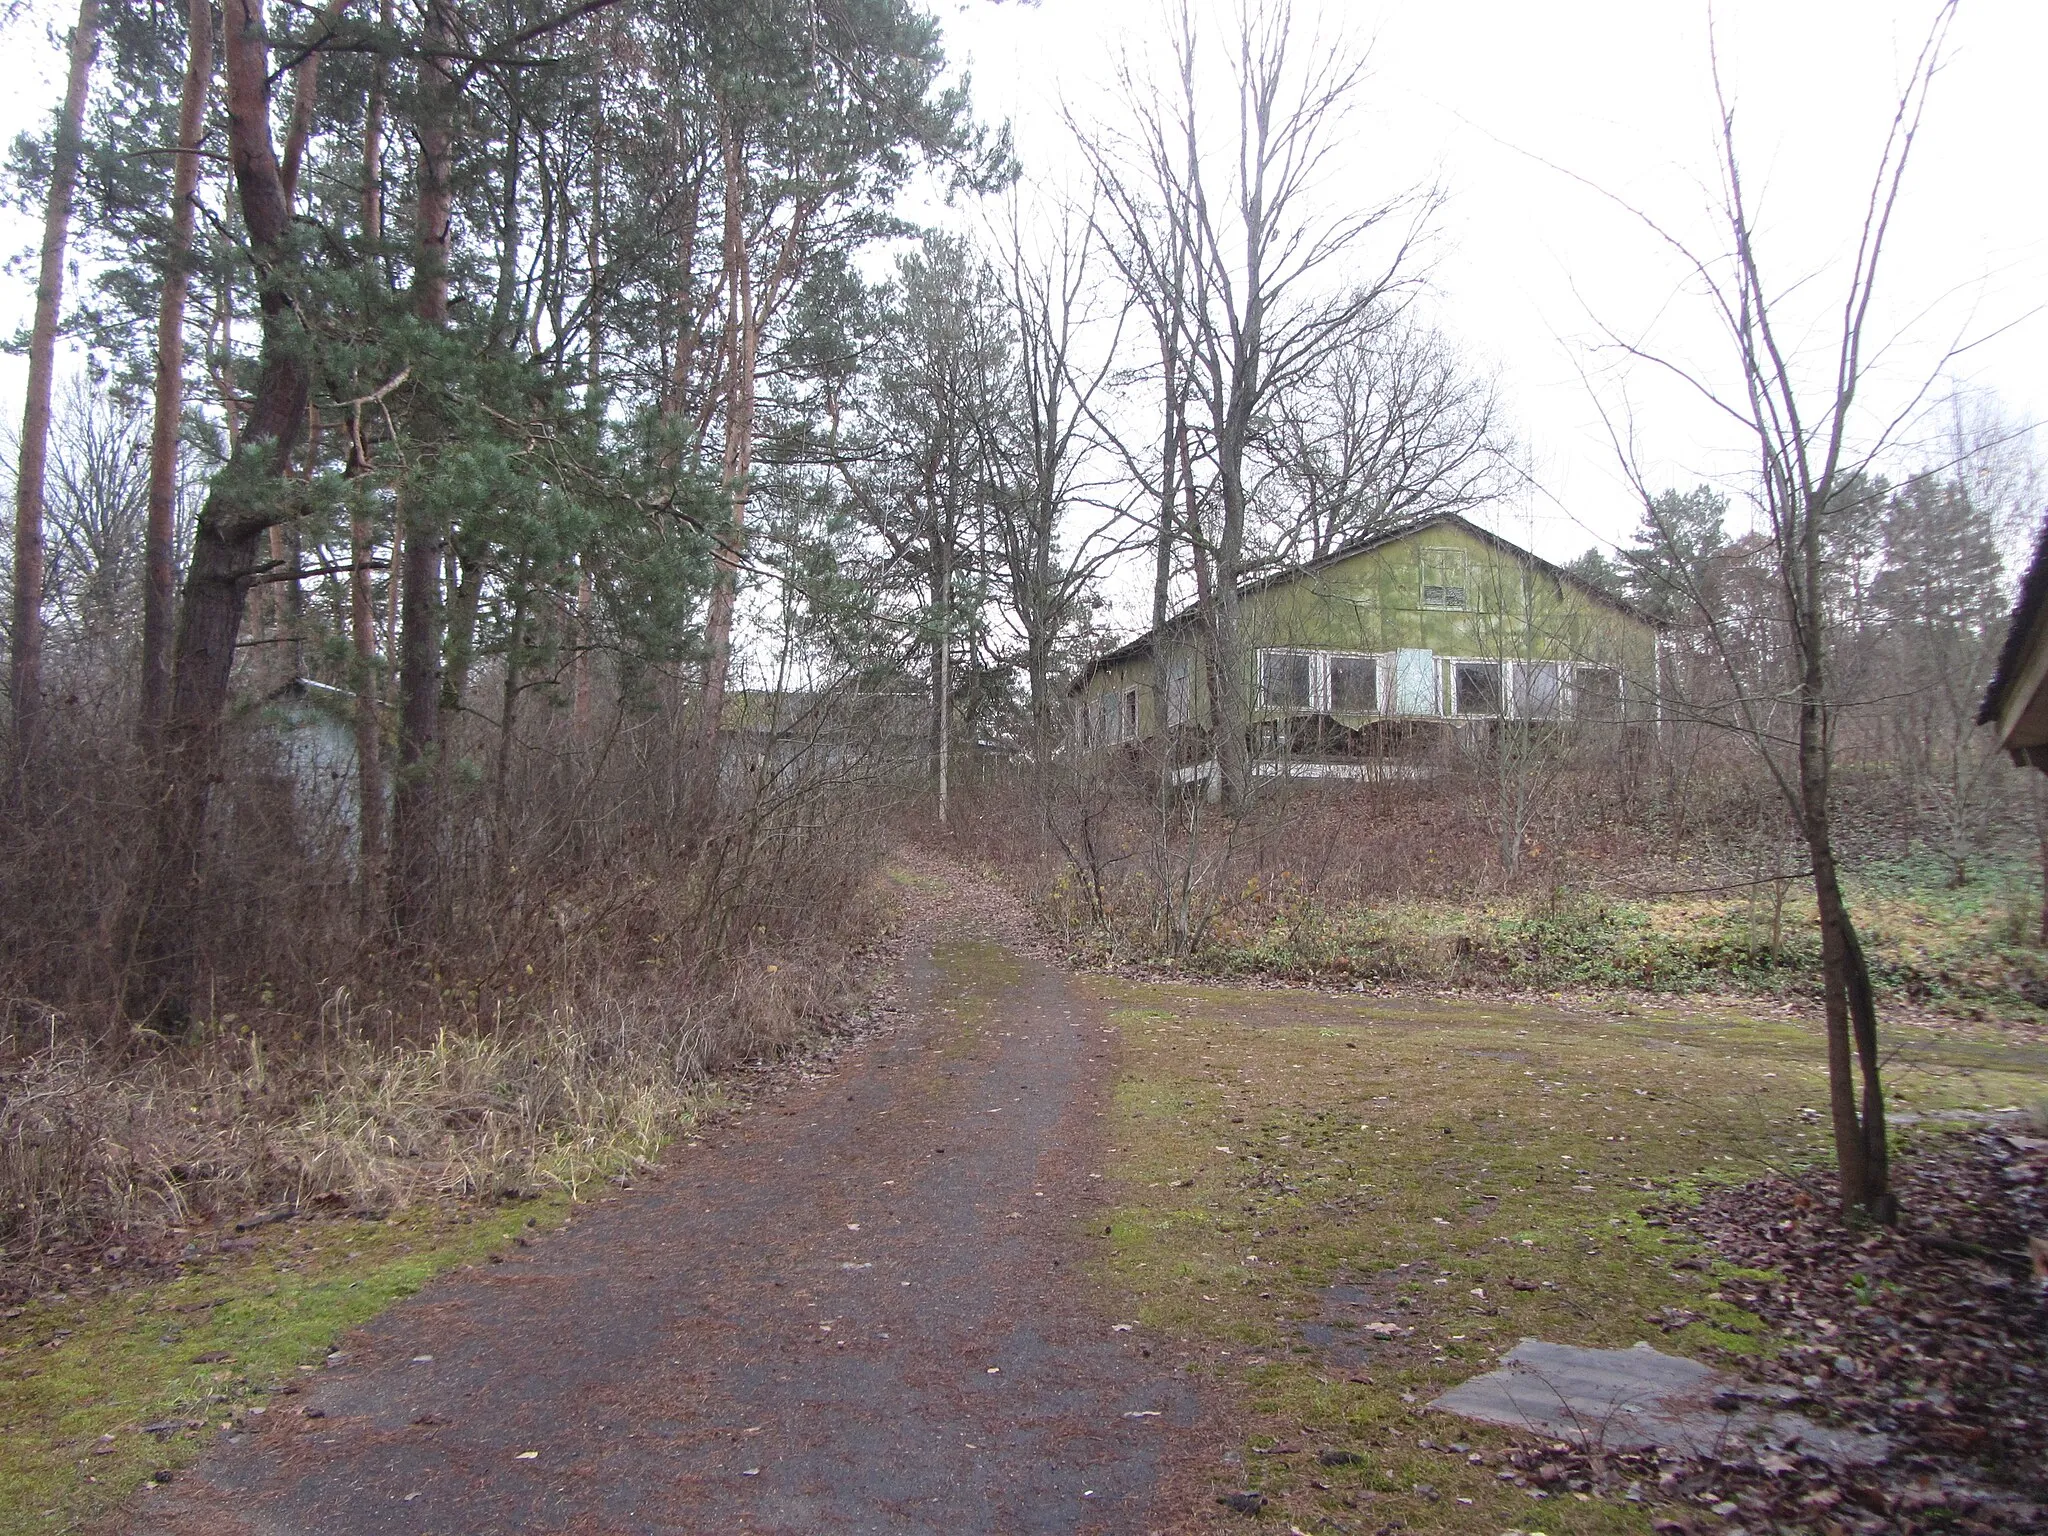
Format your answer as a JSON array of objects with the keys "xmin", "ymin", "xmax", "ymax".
[{"xmin": 136, "ymin": 860, "xmax": 1226, "ymax": 1535}]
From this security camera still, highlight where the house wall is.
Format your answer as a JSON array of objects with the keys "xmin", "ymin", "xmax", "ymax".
[{"xmin": 1069, "ymin": 522, "xmax": 1658, "ymax": 747}]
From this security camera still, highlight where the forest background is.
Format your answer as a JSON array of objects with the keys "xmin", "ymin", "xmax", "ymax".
[{"xmin": 0, "ymin": 0, "xmax": 2043, "ymax": 1276}]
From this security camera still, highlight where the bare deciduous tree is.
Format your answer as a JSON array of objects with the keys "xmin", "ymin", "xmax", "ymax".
[
  {"xmin": 10, "ymin": 0, "xmax": 101, "ymax": 773},
  {"xmin": 139, "ymin": 0, "xmax": 212, "ymax": 755},
  {"xmin": 1264, "ymin": 304, "xmax": 1513, "ymax": 565},
  {"xmin": 1592, "ymin": 0, "xmax": 1962, "ymax": 1217},
  {"xmin": 984, "ymin": 197, "xmax": 1133, "ymax": 780},
  {"xmin": 1081, "ymin": 0, "xmax": 1436, "ymax": 806}
]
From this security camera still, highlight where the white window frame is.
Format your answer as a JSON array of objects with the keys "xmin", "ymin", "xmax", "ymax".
[
  {"xmin": 1449, "ymin": 657, "xmax": 1505, "ymax": 717},
  {"xmin": 1419, "ymin": 547, "xmax": 1471, "ymax": 611},
  {"xmin": 1326, "ymin": 651, "xmax": 1382, "ymax": 715},
  {"xmin": 1257, "ymin": 648, "xmax": 1319, "ymax": 712},
  {"xmin": 1257, "ymin": 648, "xmax": 1394, "ymax": 715}
]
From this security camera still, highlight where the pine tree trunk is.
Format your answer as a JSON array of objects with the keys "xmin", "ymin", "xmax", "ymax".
[
  {"xmin": 692, "ymin": 104, "xmax": 755, "ymax": 812},
  {"xmin": 10, "ymin": 0, "xmax": 101, "ymax": 773},
  {"xmin": 572, "ymin": 563, "xmax": 592, "ymax": 744},
  {"xmin": 493, "ymin": 579, "xmax": 527, "ymax": 864},
  {"xmin": 347, "ymin": 492, "xmax": 387, "ymax": 912},
  {"xmin": 125, "ymin": 0, "xmax": 311, "ymax": 1021},
  {"xmin": 389, "ymin": 0, "xmax": 458, "ymax": 938},
  {"xmin": 347, "ymin": 0, "xmax": 391, "ymax": 924},
  {"xmin": 140, "ymin": 0, "xmax": 211, "ymax": 755}
]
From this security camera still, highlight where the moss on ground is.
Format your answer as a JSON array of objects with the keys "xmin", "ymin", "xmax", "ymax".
[
  {"xmin": 1085, "ymin": 978, "xmax": 2048, "ymax": 1535},
  {"xmin": 0, "ymin": 1198, "xmax": 579, "ymax": 1535}
]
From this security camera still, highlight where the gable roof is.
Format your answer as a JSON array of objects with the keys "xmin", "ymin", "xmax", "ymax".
[{"xmin": 1067, "ymin": 512, "xmax": 1655, "ymax": 693}]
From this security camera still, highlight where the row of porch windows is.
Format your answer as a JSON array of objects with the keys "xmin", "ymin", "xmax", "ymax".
[
  {"xmin": 1075, "ymin": 651, "xmax": 1627, "ymax": 746},
  {"xmin": 1257, "ymin": 649, "xmax": 1623, "ymax": 721}
]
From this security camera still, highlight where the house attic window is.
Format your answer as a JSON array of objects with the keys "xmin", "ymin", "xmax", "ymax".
[{"xmin": 1420, "ymin": 548, "xmax": 1470, "ymax": 609}]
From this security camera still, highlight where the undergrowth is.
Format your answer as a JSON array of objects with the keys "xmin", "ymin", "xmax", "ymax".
[{"xmin": 1039, "ymin": 848, "xmax": 2048, "ymax": 1018}]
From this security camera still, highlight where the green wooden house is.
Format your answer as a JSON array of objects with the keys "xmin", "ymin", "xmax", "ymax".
[{"xmin": 1067, "ymin": 513, "xmax": 1661, "ymax": 782}]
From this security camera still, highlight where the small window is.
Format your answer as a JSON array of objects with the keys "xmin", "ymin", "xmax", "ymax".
[
  {"xmin": 1454, "ymin": 661, "xmax": 1502, "ymax": 716},
  {"xmin": 1122, "ymin": 687, "xmax": 1139, "ymax": 737},
  {"xmin": 1420, "ymin": 548, "xmax": 1469, "ymax": 610},
  {"xmin": 1099, "ymin": 690, "xmax": 1119, "ymax": 743},
  {"xmin": 1329, "ymin": 654, "xmax": 1378, "ymax": 714},
  {"xmin": 1164, "ymin": 654, "xmax": 1193, "ymax": 726},
  {"xmin": 1575, "ymin": 666, "xmax": 1621, "ymax": 721},
  {"xmin": 1259, "ymin": 650, "xmax": 1314, "ymax": 710},
  {"xmin": 1515, "ymin": 661, "xmax": 1567, "ymax": 720}
]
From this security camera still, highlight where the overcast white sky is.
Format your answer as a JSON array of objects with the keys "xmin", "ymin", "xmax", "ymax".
[
  {"xmin": 936, "ymin": 0, "xmax": 2048, "ymax": 577},
  {"xmin": 1, "ymin": 0, "xmax": 2041, "ymax": 595}
]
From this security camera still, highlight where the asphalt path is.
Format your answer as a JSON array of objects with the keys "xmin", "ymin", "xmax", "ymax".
[{"xmin": 137, "ymin": 888, "xmax": 1223, "ymax": 1534}]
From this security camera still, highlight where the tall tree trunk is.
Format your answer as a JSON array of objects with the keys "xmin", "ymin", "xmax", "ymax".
[
  {"xmin": 347, "ymin": 0, "xmax": 391, "ymax": 923},
  {"xmin": 279, "ymin": 0, "xmax": 346, "ymax": 208},
  {"xmin": 10, "ymin": 0, "xmax": 101, "ymax": 773},
  {"xmin": 439, "ymin": 545, "xmax": 482, "ymax": 729},
  {"xmin": 125, "ymin": 0, "xmax": 313, "ymax": 1022},
  {"xmin": 1796, "ymin": 504, "xmax": 1890, "ymax": 1216},
  {"xmin": 1211, "ymin": 398, "xmax": 1253, "ymax": 806},
  {"xmin": 390, "ymin": 0, "xmax": 458, "ymax": 938},
  {"xmin": 936, "ymin": 532, "xmax": 951, "ymax": 827},
  {"xmin": 575, "ymin": 106, "xmax": 602, "ymax": 750},
  {"xmin": 347, "ymin": 482, "xmax": 387, "ymax": 918},
  {"xmin": 1147, "ymin": 321, "xmax": 1182, "ymax": 806},
  {"xmin": 493, "ymin": 575, "xmax": 527, "ymax": 865},
  {"xmin": 141, "ymin": 0, "xmax": 212, "ymax": 756},
  {"xmin": 1800, "ymin": 720, "xmax": 1890, "ymax": 1213},
  {"xmin": 1179, "ymin": 418, "xmax": 1224, "ymax": 800},
  {"xmin": 692, "ymin": 104, "xmax": 755, "ymax": 806},
  {"xmin": 572, "ymin": 563, "xmax": 592, "ymax": 744},
  {"xmin": 363, "ymin": 0, "xmax": 392, "ymax": 263}
]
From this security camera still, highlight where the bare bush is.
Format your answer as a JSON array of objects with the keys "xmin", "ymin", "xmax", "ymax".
[{"xmin": 0, "ymin": 656, "xmax": 893, "ymax": 1282}]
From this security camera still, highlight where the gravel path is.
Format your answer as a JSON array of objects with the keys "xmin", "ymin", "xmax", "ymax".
[{"xmin": 136, "ymin": 856, "xmax": 1225, "ymax": 1535}]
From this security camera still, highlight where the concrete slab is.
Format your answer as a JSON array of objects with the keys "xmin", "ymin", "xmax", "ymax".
[{"xmin": 1432, "ymin": 1340, "xmax": 1889, "ymax": 1466}]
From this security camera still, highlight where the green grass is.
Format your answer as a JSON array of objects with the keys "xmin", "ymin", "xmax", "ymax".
[
  {"xmin": 0, "ymin": 1193, "xmax": 580, "ymax": 1533},
  {"xmin": 0, "ymin": 1199, "xmax": 573, "ymax": 1533},
  {"xmin": 1084, "ymin": 977, "xmax": 2048, "ymax": 1535}
]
